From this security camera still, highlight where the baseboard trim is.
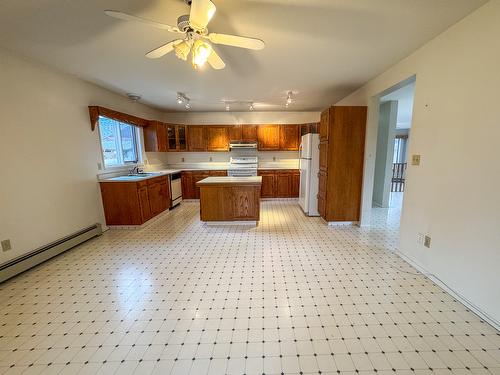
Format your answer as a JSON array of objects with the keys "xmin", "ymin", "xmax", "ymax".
[
  {"xmin": 394, "ymin": 249, "xmax": 500, "ymax": 332},
  {"xmin": 0, "ymin": 224, "xmax": 102, "ymax": 283}
]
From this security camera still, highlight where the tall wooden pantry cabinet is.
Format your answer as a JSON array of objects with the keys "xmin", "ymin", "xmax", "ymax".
[{"xmin": 318, "ymin": 106, "xmax": 367, "ymax": 223}]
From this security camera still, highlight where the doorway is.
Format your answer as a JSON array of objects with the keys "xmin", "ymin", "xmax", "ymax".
[{"xmin": 360, "ymin": 76, "xmax": 415, "ymax": 227}]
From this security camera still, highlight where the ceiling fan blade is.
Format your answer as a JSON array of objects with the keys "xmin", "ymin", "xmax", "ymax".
[
  {"xmin": 189, "ymin": 0, "xmax": 216, "ymax": 31},
  {"xmin": 207, "ymin": 33, "xmax": 265, "ymax": 50},
  {"xmin": 207, "ymin": 49, "xmax": 225, "ymax": 70},
  {"xmin": 146, "ymin": 39, "xmax": 183, "ymax": 59},
  {"xmin": 104, "ymin": 10, "xmax": 180, "ymax": 33}
]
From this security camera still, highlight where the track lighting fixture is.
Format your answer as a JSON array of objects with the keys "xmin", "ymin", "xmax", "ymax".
[
  {"xmin": 286, "ymin": 91, "xmax": 293, "ymax": 107},
  {"xmin": 177, "ymin": 92, "xmax": 191, "ymax": 109},
  {"xmin": 249, "ymin": 103, "xmax": 254, "ymax": 111},
  {"xmin": 225, "ymin": 103, "xmax": 230, "ymax": 111}
]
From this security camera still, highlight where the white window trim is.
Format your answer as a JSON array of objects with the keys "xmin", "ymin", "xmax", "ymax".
[{"xmin": 97, "ymin": 118, "xmax": 145, "ymax": 172}]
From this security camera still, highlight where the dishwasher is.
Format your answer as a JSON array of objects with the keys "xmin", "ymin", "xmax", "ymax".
[{"xmin": 170, "ymin": 172, "xmax": 182, "ymax": 207}]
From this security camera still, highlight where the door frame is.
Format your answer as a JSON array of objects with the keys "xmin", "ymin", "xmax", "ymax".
[{"xmin": 359, "ymin": 75, "xmax": 416, "ymax": 227}]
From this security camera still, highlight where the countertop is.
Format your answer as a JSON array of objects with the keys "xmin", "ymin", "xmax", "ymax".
[
  {"xmin": 196, "ymin": 176, "xmax": 263, "ymax": 186},
  {"xmin": 99, "ymin": 169, "xmax": 180, "ymax": 183}
]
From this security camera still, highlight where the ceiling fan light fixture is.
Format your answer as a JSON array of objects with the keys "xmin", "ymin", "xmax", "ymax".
[
  {"xmin": 174, "ymin": 40, "xmax": 191, "ymax": 61},
  {"xmin": 191, "ymin": 40, "xmax": 212, "ymax": 69}
]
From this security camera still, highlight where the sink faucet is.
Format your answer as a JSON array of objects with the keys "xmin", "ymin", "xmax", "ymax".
[{"xmin": 129, "ymin": 166, "xmax": 142, "ymax": 175}]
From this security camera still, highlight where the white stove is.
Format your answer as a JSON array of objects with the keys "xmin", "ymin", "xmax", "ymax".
[{"xmin": 228, "ymin": 156, "xmax": 258, "ymax": 177}]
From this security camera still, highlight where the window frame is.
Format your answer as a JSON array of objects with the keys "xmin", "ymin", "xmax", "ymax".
[{"xmin": 97, "ymin": 115, "xmax": 143, "ymax": 170}]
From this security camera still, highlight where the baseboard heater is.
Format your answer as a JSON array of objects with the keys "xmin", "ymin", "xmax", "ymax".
[{"xmin": 0, "ymin": 223, "xmax": 102, "ymax": 283}]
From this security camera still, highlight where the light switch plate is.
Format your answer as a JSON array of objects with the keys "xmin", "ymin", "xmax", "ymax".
[
  {"xmin": 412, "ymin": 154, "xmax": 421, "ymax": 166},
  {"xmin": 1, "ymin": 239, "xmax": 12, "ymax": 252},
  {"xmin": 424, "ymin": 235, "xmax": 431, "ymax": 248}
]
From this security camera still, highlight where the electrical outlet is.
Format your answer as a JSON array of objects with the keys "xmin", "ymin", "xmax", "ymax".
[
  {"xmin": 209, "ymin": 157, "xmax": 213, "ymax": 162},
  {"xmin": 424, "ymin": 235, "xmax": 431, "ymax": 248},
  {"xmin": 411, "ymin": 154, "xmax": 421, "ymax": 166},
  {"xmin": 417, "ymin": 233, "xmax": 424, "ymax": 245},
  {"xmin": 181, "ymin": 157, "xmax": 185, "ymax": 162},
  {"xmin": 1, "ymin": 239, "xmax": 12, "ymax": 252}
]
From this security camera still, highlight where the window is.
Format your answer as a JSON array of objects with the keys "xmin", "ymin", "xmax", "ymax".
[{"xmin": 98, "ymin": 116, "xmax": 139, "ymax": 168}]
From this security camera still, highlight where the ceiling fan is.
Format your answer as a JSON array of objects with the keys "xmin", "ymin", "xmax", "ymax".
[{"xmin": 104, "ymin": 0, "xmax": 265, "ymax": 70}]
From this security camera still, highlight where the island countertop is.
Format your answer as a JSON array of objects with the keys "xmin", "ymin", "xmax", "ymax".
[{"xmin": 196, "ymin": 176, "xmax": 262, "ymax": 186}]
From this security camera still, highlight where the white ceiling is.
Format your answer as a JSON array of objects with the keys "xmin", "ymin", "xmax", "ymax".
[
  {"xmin": 381, "ymin": 81, "xmax": 415, "ymax": 129},
  {"xmin": 0, "ymin": 0, "xmax": 487, "ymax": 112}
]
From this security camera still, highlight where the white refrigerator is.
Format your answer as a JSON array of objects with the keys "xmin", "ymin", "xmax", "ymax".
[{"xmin": 298, "ymin": 134, "xmax": 320, "ymax": 216}]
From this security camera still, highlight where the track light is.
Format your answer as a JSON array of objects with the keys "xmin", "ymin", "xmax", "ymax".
[
  {"xmin": 249, "ymin": 103, "xmax": 254, "ymax": 111},
  {"xmin": 225, "ymin": 103, "xmax": 230, "ymax": 111},
  {"xmin": 286, "ymin": 91, "xmax": 293, "ymax": 106},
  {"xmin": 177, "ymin": 92, "xmax": 191, "ymax": 109}
]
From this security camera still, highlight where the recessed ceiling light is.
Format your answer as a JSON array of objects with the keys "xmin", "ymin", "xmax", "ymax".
[{"xmin": 127, "ymin": 93, "xmax": 141, "ymax": 101}]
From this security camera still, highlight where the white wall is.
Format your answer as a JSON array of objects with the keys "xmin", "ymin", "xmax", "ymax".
[
  {"xmin": 0, "ymin": 47, "xmax": 163, "ymax": 264},
  {"xmin": 163, "ymin": 111, "xmax": 320, "ymax": 124},
  {"xmin": 337, "ymin": 1, "xmax": 500, "ymax": 326}
]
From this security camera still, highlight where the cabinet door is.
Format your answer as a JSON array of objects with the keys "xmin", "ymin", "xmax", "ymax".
[
  {"xmin": 319, "ymin": 109, "xmax": 330, "ymax": 141},
  {"xmin": 300, "ymin": 124, "xmax": 310, "ymax": 137},
  {"xmin": 257, "ymin": 125, "xmax": 280, "ymax": 151},
  {"xmin": 156, "ymin": 123, "xmax": 167, "ymax": 152},
  {"xmin": 319, "ymin": 141, "xmax": 328, "ymax": 171},
  {"xmin": 192, "ymin": 172, "xmax": 210, "ymax": 199},
  {"xmin": 160, "ymin": 178, "xmax": 171, "ymax": 209},
  {"xmin": 241, "ymin": 125, "xmax": 258, "ymax": 141},
  {"xmin": 181, "ymin": 172, "xmax": 195, "ymax": 199},
  {"xmin": 138, "ymin": 186, "xmax": 152, "ymax": 222},
  {"xmin": 318, "ymin": 170, "xmax": 327, "ymax": 198},
  {"xmin": 166, "ymin": 124, "xmax": 177, "ymax": 151},
  {"xmin": 318, "ymin": 194, "xmax": 326, "ymax": 219},
  {"xmin": 291, "ymin": 171, "xmax": 300, "ymax": 197},
  {"xmin": 147, "ymin": 182, "xmax": 163, "ymax": 215},
  {"xmin": 275, "ymin": 171, "xmax": 292, "ymax": 197},
  {"xmin": 229, "ymin": 125, "xmax": 242, "ymax": 141},
  {"xmin": 258, "ymin": 171, "xmax": 276, "ymax": 197},
  {"xmin": 279, "ymin": 125, "xmax": 300, "ymax": 151},
  {"xmin": 232, "ymin": 186, "xmax": 259, "ymax": 220},
  {"xmin": 177, "ymin": 125, "xmax": 187, "ymax": 151},
  {"xmin": 144, "ymin": 122, "xmax": 167, "ymax": 152},
  {"xmin": 206, "ymin": 126, "xmax": 229, "ymax": 151},
  {"xmin": 188, "ymin": 126, "xmax": 207, "ymax": 151}
]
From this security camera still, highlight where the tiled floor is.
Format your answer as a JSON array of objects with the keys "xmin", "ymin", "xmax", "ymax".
[{"xmin": 0, "ymin": 200, "xmax": 499, "ymax": 375}]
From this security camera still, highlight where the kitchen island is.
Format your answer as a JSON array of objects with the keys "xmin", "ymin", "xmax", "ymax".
[{"xmin": 196, "ymin": 176, "xmax": 262, "ymax": 222}]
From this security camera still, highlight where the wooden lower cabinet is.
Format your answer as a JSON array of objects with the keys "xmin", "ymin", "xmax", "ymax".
[
  {"xmin": 181, "ymin": 170, "xmax": 227, "ymax": 199},
  {"xmin": 198, "ymin": 184, "xmax": 261, "ymax": 221},
  {"xmin": 100, "ymin": 176, "xmax": 171, "ymax": 226},
  {"xmin": 257, "ymin": 169, "xmax": 299, "ymax": 198}
]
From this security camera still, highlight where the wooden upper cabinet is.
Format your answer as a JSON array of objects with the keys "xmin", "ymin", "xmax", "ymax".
[
  {"xmin": 319, "ymin": 109, "xmax": 330, "ymax": 141},
  {"xmin": 279, "ymin": 125, "xmax": 300, "ymax": 151},
  {"xmin": 206, "ymin": 126, "xmax": 230, "ymax": 151},
  {"xmin": 257, "ymin": 125, "xmax": 280, "ymax": 151},
  {"xmin": 187, "ymin": 126, "xmax": 207, "ymax": 151},
  {"xmin": 229, "ymin": 125, "xmax": 242, "ymax": 141},
  {"xmin": 144, "ymin": 121, "xmax": 167, "ymax": 152},
  {"xmin": 241, "ymin": 125, "xmax": 258, "ymax": 141}
]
